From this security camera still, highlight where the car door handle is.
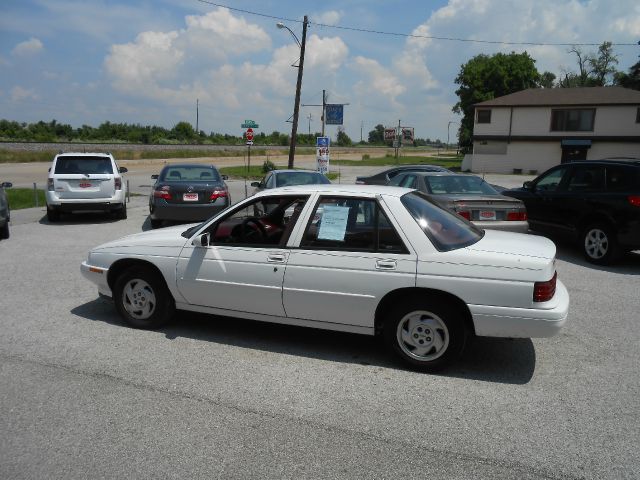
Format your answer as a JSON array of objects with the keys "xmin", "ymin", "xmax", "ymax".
[
  {"xmin": 376, "ymin": 260, "xmax": 397, "ymax": 270},
  {"xmin": 267, "ymin": 253, "xmax": 286, "ymax": 263}
]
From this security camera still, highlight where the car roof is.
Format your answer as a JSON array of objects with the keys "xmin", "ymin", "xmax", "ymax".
[
  {"xmin": 271, "ymin": 169, "xmax": 323, "ymax": 174},
  {"xmin": 253, "ymin": 184, "xmax": 412, "ymax": 198},
  {"xmin": 55, "ymin": 152, "xmax": 112, "ymax": 158},
  {"xmin": 161, "ymin": 163, "xmax": 218, "ymax": 169},
  {"xmin": 568, "ymin": 159, "xmax": 640, "ymax": 166},
  {"xmin": 399, "ymin": 171, "xmax": 462, "ymax": 177}
]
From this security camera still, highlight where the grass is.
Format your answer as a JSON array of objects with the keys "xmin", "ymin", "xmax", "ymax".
[
  {"xmin": 5, "ymin": 188, "xmax": 46, "ymax": 210},
  {"xmin": 219, "ymin": 165, "xmax": 339, "ymax": 181}
]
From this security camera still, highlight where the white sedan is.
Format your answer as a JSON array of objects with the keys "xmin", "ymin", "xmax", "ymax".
[{"xmin": 81, "ymin": 185, "xmax": 569, "ymax": 372}]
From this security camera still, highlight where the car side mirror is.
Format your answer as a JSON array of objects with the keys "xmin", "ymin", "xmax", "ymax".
[
  {"xmin": 250, "ymin": 182, "xmax": 260, "ymax": 187},
  {"xmin": 191, "ymin": 232, "xmax": 210, "ymax": 247},
  {"xmin": 1, "ymin": 182, "xmax": 12, "ymax": 188},
  {"xmin": 119, "ymin": 167, "xmax": 128, "ymax": 173},
  {"xmin": 523, "ymin": 181, "xmax": 533, "ymax": 190},
  {"xmin": 221, "ymin": 175, "xmax": 229, "ymax": 180},
  {"xmin": 151, "ymin": 174, "xmax": 159, "ymax": 179}
]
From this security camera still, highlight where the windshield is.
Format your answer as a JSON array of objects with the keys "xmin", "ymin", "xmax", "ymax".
[
  {"xmin": 161, "ymin": 166, "xmax": 221, "ymax": 182},
  {"xmin": 401, "ymin": 191, "xmax": 484, "ymax": 251},
  {"xmin": 54, "ymin": 156, "xmax": 113, "ymax": 174},
  {"xmin": 425, "ymin": 175, "xmax": 498, "ymax": 195},
  {"xmin": 276, "ymin": 172, "xmax": 331, "ymax": 187}
]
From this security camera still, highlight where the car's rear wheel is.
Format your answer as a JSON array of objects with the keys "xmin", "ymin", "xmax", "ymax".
[
  {"xmin": 0, "ymin": 221, "xmax": 9, "ymax": 239},
  {"xmin": 46, "ymin": 207, "xmax": 60, "ymax": 222},
  {"xmin": 116, "ymin": 202, "xmax": 127, "ymax": 220},
  {"xmin": 383, "ymin": 300, "xmax": 467, "ymax": 372},
  {"xmin": 113, "ymin": 266, "xmax": 175, "ymax": 329},
  {"xmin": 582, "ymin": 223, "xmax": 619, "ymax": 265}
]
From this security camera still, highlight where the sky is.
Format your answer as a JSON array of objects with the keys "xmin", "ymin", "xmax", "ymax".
[{"xmin": 1, "ymin": 0, "xmax": 639, "ymax": 142}]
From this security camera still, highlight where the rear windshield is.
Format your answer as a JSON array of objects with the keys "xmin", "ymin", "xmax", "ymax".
[
  {"xmin": 276, "ymin": 172, "xmax": 331, "ymax": 187},
  {"xmin": 54, "ymin": 156, "xmax": 113, "ymax": 174},
  {"xmin": 401, "ymin": 191, "xmax": 484, "ymax": 251},
  {"xmin": 425, "ymin": 175, "xmax": 498, "ymax": 195},
  {"xmin": 161, "ymin": 166, "xmax": 221, "ymax": 182}
]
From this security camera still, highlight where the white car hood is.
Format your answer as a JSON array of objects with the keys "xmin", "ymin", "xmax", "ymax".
[{"xmin": 92, "ymin": 223, "xmax": 196, "ymax": 251}]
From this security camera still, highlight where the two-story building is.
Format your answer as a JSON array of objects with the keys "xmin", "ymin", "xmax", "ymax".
[{"xmin": 466, "ymin": 86, "xmax": 640, "ymax": 174}]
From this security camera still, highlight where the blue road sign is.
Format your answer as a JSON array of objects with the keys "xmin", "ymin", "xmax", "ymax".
[
  {"xmin": 325, "ymin": 104, "xmax": 343, "ymax": 125},
  {"xmin": 316, "ymin": 136, "xmax": 330, "ymax": 147}
]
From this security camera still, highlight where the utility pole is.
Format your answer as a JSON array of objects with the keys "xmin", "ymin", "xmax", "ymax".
[
  {"xmin": 395, "ymin": 119, "xmax": 401, "ymax": 162},
  {"xmin": 321, "ymin": 89, "xmax": 326, "ymax": 137},
  {"xmin": 307, "ymin": 113, "xmax": 312, "ymax": 135},
  {"xmin": 287, "ymin": 15, "xmax": 308, "ymax": 169},
  {"xmin": 196, "ymin": 98, "xmax": 199, "ymax": 134}
]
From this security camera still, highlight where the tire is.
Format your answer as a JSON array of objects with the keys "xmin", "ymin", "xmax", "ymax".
[
  {"xmin": 116, "ymin": 202, "xmax": 127, "ymax": 220},
  {"xmin": 113, "ymin": 266, "xmax": 175, "ymax": 329},
  {"xmin": 383, "ymin": 299, "xmax": 467, "ymax": 372},
  {"xmin": 0, "ymin": 221, "xmax": 9, "ymax": 239},
  {"xmin": 150, "ymin": 218, "xmax": 162, "ymax": 229},
  {"xmin": 582, "ymin": 223, "xmax": 619, "ymax": 265},
  {"xmin": 47, "ymin": 207, "xmax": 60, "ymax": 222}
]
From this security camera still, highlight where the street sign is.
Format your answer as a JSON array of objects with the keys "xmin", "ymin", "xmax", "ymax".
[
  {"xmin": 241, "ymin": 120, "xmax": 259, "ymax": 128},
  {"xmin": 246, "ymin": 128, "xmax": 254, "ymax": 141},
  {"xmin": 246, "ymin": 141, "xmax": 254, "ymax": 146},
  {"xmin": 325, "ymin": 105, "xmax": 344, "ymax": 125},
  {"xmin": 316, "ymin": 136, "xmax": 330, "ymax": 174},
  {"xmin": 384, "ymin": 128, "xmax": 396, "ymax": 142},
  {"xmin": 401, "ymin": 127, "xmax": 414, "ymax": 144}
]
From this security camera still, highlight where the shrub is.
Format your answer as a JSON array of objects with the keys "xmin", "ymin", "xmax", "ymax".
[
  {"xmin": 362, "ymin": 154, "xmax": 370, "ymax": 160},
  {"xmin": 262, "ymin": 160, "xmax": 276, "ymax": 173}
]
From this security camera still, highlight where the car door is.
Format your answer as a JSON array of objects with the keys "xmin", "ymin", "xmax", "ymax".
[
  {"xmin": 176, "ymin": 195, "xmax": 309, "ymax": 317},
  {"xmin": 523, "ymin": 165, "xmax": 572, "ymax": 233},
  {"xmin": 282, "ymin": 194, "xmax": 417, "ymax": 329}
]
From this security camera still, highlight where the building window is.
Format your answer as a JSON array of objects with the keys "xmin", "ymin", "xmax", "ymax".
[
  {"xmin": 550, "ymin": 109, "xmax": 595, "ymax": 131},
  {"xmin": 477, "ymin": 109, "xmax": 491, "ymax": 124}
]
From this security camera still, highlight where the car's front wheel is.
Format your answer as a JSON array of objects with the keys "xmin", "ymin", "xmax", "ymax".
[
  {"xmin": 0, "ymin": 221, "xmax": 9, "ymax": 239},
  {"xmin": 46, "ymin": 207, "xmax": 60, "ymax": 222},
  {"xmin": 383, "ymin": 300, "xmax": 467, "ymax": 372},
  {"xmin": 113, "ymin": 266, "xmax": 175, "ymax": 329},
  {"xmin": 582, "ymin": 223, "xmax": 619, "ymax": 265}
]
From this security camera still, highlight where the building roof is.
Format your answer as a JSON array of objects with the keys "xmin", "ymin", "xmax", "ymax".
[{"xmin": 474, "ymin": 87, "xmax": 640, "ymax": 108}]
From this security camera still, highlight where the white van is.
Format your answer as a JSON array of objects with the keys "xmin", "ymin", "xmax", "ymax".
[{"xmin": 45, "ymin": 152, "xmax": 128, "ymax": 222}]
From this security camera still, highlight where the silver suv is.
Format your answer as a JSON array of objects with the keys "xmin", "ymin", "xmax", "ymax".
[{"xmin": 45, "ymin": 152, "xmax": 128, "ymax": 222}]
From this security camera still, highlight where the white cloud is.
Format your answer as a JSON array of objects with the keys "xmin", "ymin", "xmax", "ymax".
[
  {"xmin": 313, "ymin": 10, "xmax": 343, "ymax": 25},
  {"xmin": 10, "ymin": 86, "xmax": 38, "ymax": 101},
  {"xmin": 352, "ymin": 56, "xmax": 406, "ymax": 102},
  {"xmin": 12, "ymin": 38, "xmax": 43, "ymax": 56}
]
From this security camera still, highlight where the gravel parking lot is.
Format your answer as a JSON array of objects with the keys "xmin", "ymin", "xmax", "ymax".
[{"xmin": 1, "ymin": 164, "xmax": 639, "ymax": 479}]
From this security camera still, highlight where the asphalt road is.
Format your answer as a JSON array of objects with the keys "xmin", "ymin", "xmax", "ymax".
[{"xmin": 1, "ymin": 172, "xmax": 639, "ymax": 479}]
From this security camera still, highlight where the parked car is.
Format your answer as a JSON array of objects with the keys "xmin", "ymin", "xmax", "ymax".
[
  {"xmin": 149, "ymin": 164, "xmax": 230, "ymax": 229},
  {"xmin": 388, "ymin": 172, "xmax": 528, "ymax": 232},
  {"xmin": 45, "ymin": 152, "xmax": 128, "ymax": 221},
  {"xmin": 81, "ymin": 184, "xmax": 569, "ymax": 372},
  {"xmin": 251, "ymin": 169, "xmax": 331, "ymax": 192},
  {"xmin": 355, "ymin": 164, "xmax": 452, "ymax": 185},
  {"xmin": 0, "ymin": 181, "xmax": 12, "ymax": 240},
  {"xmin": 502, "ymin": 159, "xmax": 640, "ymax": 264}
]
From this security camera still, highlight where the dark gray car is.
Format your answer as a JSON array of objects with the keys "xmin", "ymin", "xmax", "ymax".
[
  {"xmin": 389, "ymin": 172, "xmax": 528, "ymax": 232},
  {"xmin": 355, "ymin": 164, "xmax": 452, "ymax": 185},
  {"xmin": 149, "ymin": 164, "xmax": 230, "ymax": 229},
  {"xmin": 0, "ymin": 181, "xmax": 12, "ymax": 240},
  {"xmin": 251, "ymin": 169, "xmax": 331, "ymax": 193}
]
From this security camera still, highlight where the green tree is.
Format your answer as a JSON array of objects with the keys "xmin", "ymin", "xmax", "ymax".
[
  {"xmin": 367, "ymin": 124, "xmax": 385, "ymax": 144},
  {"xmin": 560, "ymin": 42, "xmax": 619, "ymax": 87},
  {"xmin": 171, "ymin": 121, "xmax": 195, "ymax": 141},
  {"xmin": 614, "ymin": 60, "xmax": 640, "ymax": 91},
  {"xmin": 453, "ymin": 51, "xmax": 541, "ymax": 151},
  {"xmin": 539, "ymin": 71, "xmax": 557, "ymax": 88},
  {"xmin": 336, "ymin": 127, "xmax": 352, "ymax": 146}
]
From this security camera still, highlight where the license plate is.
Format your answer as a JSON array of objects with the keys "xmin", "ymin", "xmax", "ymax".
[
  {"xmin": 78, "ymin": 183, "xmax": 92, "ymax": 188},
  {"xmin": 183, "ymin": 193, "xmax": 198, "ymax": 201},
  {"xmin": 479, "ymin": 210, "xmax": 496, "ymax": 220}
]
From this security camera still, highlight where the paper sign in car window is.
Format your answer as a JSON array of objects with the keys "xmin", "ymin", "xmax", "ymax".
[{"xmin": 317, "ymin": 205, "xmax": 350, "ymax": 241}]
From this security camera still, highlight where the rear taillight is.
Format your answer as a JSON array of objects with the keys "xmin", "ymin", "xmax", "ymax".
[
  {"xmin": 47, "ymin": 178, "xmax": 54, "ymax": 191},
  {"xmin": 153, "ymin": 186, "xmax": 171, "ymax": 200},
  {"xmin": 114, "ymin": 178, "xmax": 122, "ymax": 190},
  {"xmin": 628, "ymin": 195, "xmax": 640, "ymax": 207},
  {"xmin": 507, "ymin": 211, "xmax": 528, "ymax": 221},
  {"xmin": 210, "ymin": 189, "xmax": 228, "ymax": 201},
  {"xmin": 533, "ymin": 272, "xmax": 557, "ymax": 303},
  {"xmin": 456, "ymin": 210, "xmax": 471, "ymax": 220}
]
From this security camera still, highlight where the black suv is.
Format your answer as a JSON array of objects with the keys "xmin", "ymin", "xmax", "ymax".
[{"xmin": 503, "ymin": 159, "xmax": 640, "ymax": 265}]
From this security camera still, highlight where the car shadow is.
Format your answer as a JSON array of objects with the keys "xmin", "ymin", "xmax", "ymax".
[
  {"xmin": 71, "ymin": 298, "xmax": 536, "ymax": 385},
  {"xmin": 38, "ymin": 212, "xmax": 122, "ymax": 226}
]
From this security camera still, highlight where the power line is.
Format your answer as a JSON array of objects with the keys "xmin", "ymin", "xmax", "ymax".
[{"xmin": 195, "ymin": 0, "xmax": 639, "ymax": 47}]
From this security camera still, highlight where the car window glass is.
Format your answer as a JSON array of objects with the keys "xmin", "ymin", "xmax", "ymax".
[
  {"xmin": 275, "ymin": 171, "xmax": 330, "ymax": 187},
  {"xmin": 265, "ymin": 173, "xmax": 274, "ymax": 188},
  {"xmin": 388, "ymin": 174, "xmax": 406, "ymax": 186},
  {"xmin": 207, "ymin": 195, "xmax": 309, "ymax": 247},
  {"xmin": 399, "ymin": 175, "xmax": 417, "ymax": 188},
  {"xmin": 301, "ymin": 197, "xmax": 406, "ymax": 253},
  {"xmin": 161, "ymin": 166, "xmax": 221, "ymax": 182},
  {"xmin": 425, "ymin": 176, "xmax": 498, "ymax": 195},
  {"xmin": 401, "ymin": 192, "xmax": 483, "ymax": 252},
  {"xmin": 566, "ymin": 166, "xmax": 605, "ymax": 192},
  {"xmin": 534, "ymin": 168, "xmax": 567, "ymax": 192},
  {"xmin": 54, "ymin": 156, "xmax": 113, "ymax": 174},
  {"xmin": 606, "ymin": 165, "xmax": 637, "ymax": 191}
]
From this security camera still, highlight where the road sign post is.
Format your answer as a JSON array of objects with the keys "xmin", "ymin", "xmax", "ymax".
[{"xmin": 316, "ymin": 136, "xmax": 330, "ymax": 174}]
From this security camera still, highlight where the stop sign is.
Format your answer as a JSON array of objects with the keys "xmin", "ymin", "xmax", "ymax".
[{"xmin": 246, "ymin": 128, "xmax": 254, "ymax": 141}]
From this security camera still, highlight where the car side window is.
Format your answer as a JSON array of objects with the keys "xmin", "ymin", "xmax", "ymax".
[
  {"xmin": 300, "ymin": 196, "xmax": 407, "ymax": 253},
  {"xmin": 534, "ymin": 167, "xmax": 568, "ymax": 192},
  {"xmin": 606, "ymin": 166, "xmax": 636, "ymax": 191},
  {"xmin": 265, "ymin": 173, "xmax": 275, "ymax": 189},
  {"xmin": 206, "ymin": 195, "xmax": 309, "ymax": 247},
  {"xmin": 388, "ymin": 174, "xmax": 406, "ymax": 186},
  {"xmin": 566, "ymin": 166, "xmax": 605, "ymax": 192},
  {"xmin": 399, "ymin": 174, "xmax": 417, "ymax": 188}
]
